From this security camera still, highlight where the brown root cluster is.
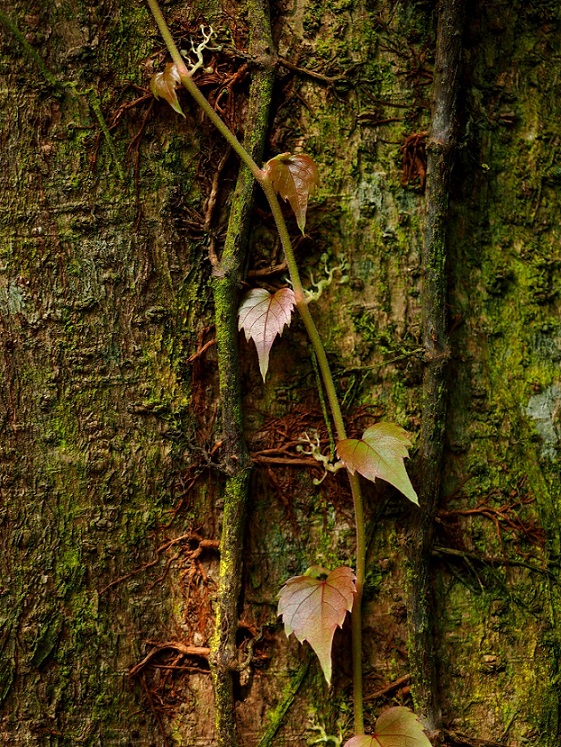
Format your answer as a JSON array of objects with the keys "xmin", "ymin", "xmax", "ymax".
[
  {"xmin": 435, "ymin": 475, "xmax": 547, "ymax": 588},
  {"xmin": 89, "ymin": 11, "xmax": 253, "ymax": 230},
  {"xmin": 249, "ymin": 404, "xmax": 383, "ymax": 522},
  {"xmin": 401, "ymin": 131, "xmax": 428, "ymax": 190}
]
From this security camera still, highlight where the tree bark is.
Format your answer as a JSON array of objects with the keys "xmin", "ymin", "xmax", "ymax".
[{"xmin": 0, "ymin": 1, "xmax": 560, "ymax": 746}]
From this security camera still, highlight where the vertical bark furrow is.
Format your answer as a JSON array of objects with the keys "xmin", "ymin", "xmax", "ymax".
[{"xmin": 407, "ymin": 0, "xmax": 464, "ymax": 734}]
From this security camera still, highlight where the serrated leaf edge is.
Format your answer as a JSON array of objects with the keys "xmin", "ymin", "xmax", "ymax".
[
  {"xmin": 337, "ymin": 423, "xmax": 419, "ymax": 505},
  {"xmin": 264, "ymin": 153, "xmax": 319, "ymax": 233},
  {"xmin": 277, "ymin": 566, "xmax": 356, "ymax": 685},
  {"xmin": 238, "ymin": 287, "xmax": 295, "ymax": 380}
]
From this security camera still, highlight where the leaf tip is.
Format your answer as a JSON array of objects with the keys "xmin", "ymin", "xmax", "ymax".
[
  {"xmin": 150, "ymin": 63, "xmax": 184, "ymax": 116},
  {"xmin": 264, "ymin": 152, "xmax": 319, "ymax": 235},
  {"xmin": 258, "ymin": 357, "xmax": 269, "ymax": 382},
  {"xmin": 238, "ymin": 288, "xmax": 295, "ymax": 382}
]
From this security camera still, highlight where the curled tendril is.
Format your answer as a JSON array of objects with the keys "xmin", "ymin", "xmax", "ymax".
[
  {"xmin": 297, "ymin": 430, "xmax": 344, "ymax": 485},
  {"xmin": 181, "ymin": 25, "xmax": 216, "ymax": 76}
]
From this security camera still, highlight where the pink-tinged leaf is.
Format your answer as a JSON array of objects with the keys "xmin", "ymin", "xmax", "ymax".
[
  {"xmin": 150, "ymin": 63, "xmax": 184, "ymax": 116},
  {"xmin": 343, "ymin": 706, "xmax": 432, "ymax": 747},
  {"xmin": 337, "ymin": 422, "xmax": 418, "ymax": 505},
  {"xmin": 238, "ymin": 288, "xmax": 295, "ymax": 381},
  {"xmin": 278, "ymin": 566, "xmax": 356, "ymax": 685},
  {"xmin": 264, "ymin": 153, "xmax": 319, "ymax": 233}
]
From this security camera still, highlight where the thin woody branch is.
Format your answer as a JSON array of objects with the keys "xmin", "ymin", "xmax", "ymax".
[
  {"xmin": 406, "ymin": 0, "xmax": 464, "ymax": 734},
  {"xmin": 207, "ymin": 1, "xmax": 275, "ymax": 745}
]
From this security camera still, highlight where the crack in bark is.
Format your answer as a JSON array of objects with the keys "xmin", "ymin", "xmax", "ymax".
[{"xmin": 406, "ymin": 0, "xmax": 465, "ymax": 735}]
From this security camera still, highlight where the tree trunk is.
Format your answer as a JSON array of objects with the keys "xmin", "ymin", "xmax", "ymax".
[{"xmin": 0, "ymin": 1, "xmax": 560, "ymax": 746}]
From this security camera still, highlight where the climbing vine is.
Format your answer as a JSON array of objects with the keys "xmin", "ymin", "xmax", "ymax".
[{"xmin": 144, "ymin": 1, "xmax": 433, "ymax": 745}]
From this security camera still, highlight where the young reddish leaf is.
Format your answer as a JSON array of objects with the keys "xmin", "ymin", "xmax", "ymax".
[
  {"xmin": 337, "ymin": 422, "xmax": 418, "ymax": 505},
  {"xmin": 264, "ymin": 153, "xmax": 319, "ymax": 233},
  {"xmin": 150, "ymin": 63, "xmax": 184, "ymax": 116},
  {"xmin": 278, "ymin": 566, "xmax": 356, "ymax": 685},
  {"xmin": 238, "ymin": 287, "xmax": 295, "ymax": 381},
  {"xmin": 343, "ymin": 706, "xmax": 432, "ymax": 747}
]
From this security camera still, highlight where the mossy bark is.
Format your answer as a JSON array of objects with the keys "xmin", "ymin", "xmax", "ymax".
[
  {"xmin": 0, "ymin": 1, "xmax": 560, "ymax": 746},
  {"xmin": 208, "ymin": 3, "xmax": 275, "ymax": 740}
]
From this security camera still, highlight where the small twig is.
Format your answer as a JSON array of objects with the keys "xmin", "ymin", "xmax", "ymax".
[
  {"xmin": 433, "ymin": 546, "xmax": 554, "ymax": 579},
  {"xmin": 98, "ymin": 533, "xmax": 217, "ymax": 595},
  {"xmin": 247, "ymin": 261, "xmax": 288, "ymax": 277},
  {"xmin": 130, "ymin": 641, "xmax": 211, "ymax": 678},
  {"xmin": 359, "ymin": 116, "xmax": 403, "ymax": 127},
  {"xmin": 406, "ymin": 0, "xmax": 464, "ymax": 732},
  {"xmin": 361, "ymin": 98, "xmax": 413, "ymax": 109},
  {"xmin": 252, "ymin": 455, "xmax": 324, "ymax": 469},
  {"xmin": 203, "ymin": 146, "xmax": 233, "ymax": 267},
  {"xmin": 277, "ymin": 56, "xmax": 359, "ymax": 85},
  {"xmin": 334, "ymin": 348, "xmax": 424, "ymax": 375},
  {"xmin": 204, "ymin": 147, "xmax": 232, "ymax": 232},
  {"xmin": 186, "ymin": 338, "xmax": 217, "ymax": 363},
  {"xmin": 364, "ymin": 673, "xmax": 411, "ymax": 701}
]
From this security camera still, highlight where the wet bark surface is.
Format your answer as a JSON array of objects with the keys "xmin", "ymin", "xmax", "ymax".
[{"xmin": 0, "ymin": 1, "xmax": 560, "ymax": 745}]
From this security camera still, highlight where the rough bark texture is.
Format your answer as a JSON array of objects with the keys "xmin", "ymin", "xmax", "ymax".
[{"xmin": 0, "ymin": 1, "xmax": 560, "ymax": 746}]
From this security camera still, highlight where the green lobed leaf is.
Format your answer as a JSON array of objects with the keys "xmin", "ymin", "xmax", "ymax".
[
  {"xmin": 343, "ymin": 707, "xmax": 433, "ymax": 747},
  {"xmin": 238, "ymin": 287, "xmax": 295, "ymax": 380},
  {"xmin": 150, "ymin": 63, "xmax": 184, "ymax": 116},
  {"xmin": 278, "ymin": 566, "xmax": 356, "ymax": 685},
  {"xmin": 337, "ymin": 422, "xmax": 418, "ymax": 505},
  {"xmin": 264, "ymin": 153, "xmax": 319, "ymax": 233}
]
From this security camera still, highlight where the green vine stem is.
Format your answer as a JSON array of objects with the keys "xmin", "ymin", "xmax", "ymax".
[
  {"xmin": 261, "ymin": 179, "xmax": 366, "ymax": 733},
  {"xmin": 145, "ymin": 0, "xmax": 366, "ymax": 735},
  {"xmin": 145, "ymin": 0, "xmax": 262, "ymax": 181},
  {"xmin": 406, "ymin": 0, "xmax": 464, "ymax": 733}
]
